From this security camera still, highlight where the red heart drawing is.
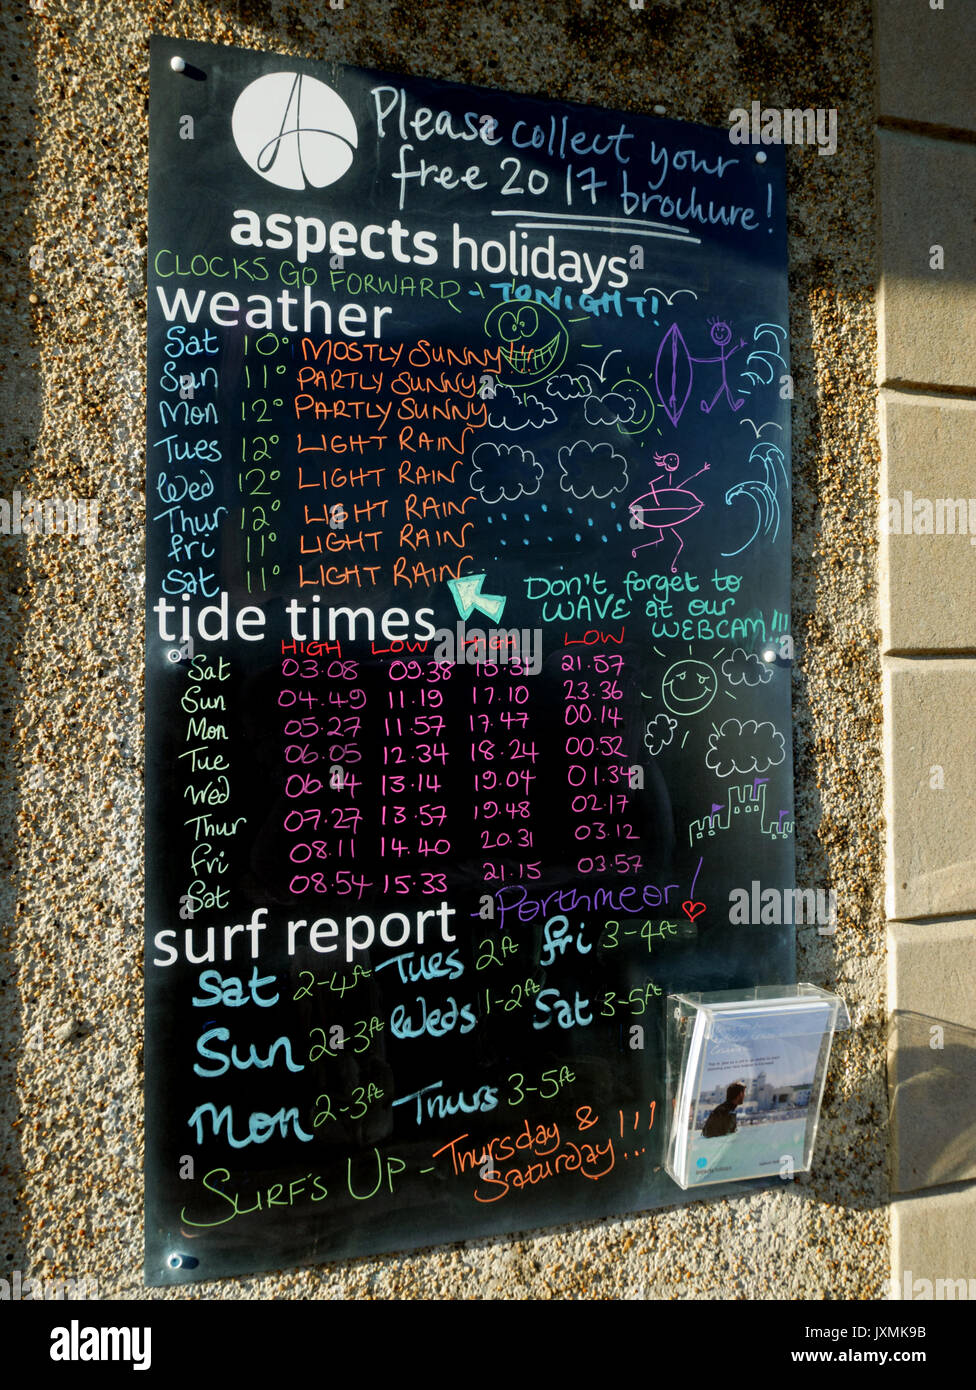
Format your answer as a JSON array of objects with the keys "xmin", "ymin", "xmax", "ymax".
[{"xmin": 682, "ymin": 901, "xmax": 706, "ymax": 923}]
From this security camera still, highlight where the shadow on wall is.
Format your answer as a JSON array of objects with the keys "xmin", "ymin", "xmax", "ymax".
[{"xmin": 888, "ymin": 1009, "xmax": 976, "ymax": 1193}]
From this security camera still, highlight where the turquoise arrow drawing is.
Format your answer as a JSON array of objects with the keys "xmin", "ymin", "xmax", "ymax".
[{"xmin": 447, "ymin": 573, "xmax": 507, "ymax": 623}]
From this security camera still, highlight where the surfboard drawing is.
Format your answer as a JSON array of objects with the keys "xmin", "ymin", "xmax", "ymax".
[{"xmin": 654, "ymin": 322, "xmax": 694, "ymax": 427}]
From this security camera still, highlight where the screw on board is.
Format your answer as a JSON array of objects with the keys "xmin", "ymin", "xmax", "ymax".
[{"xmin": 166, "ymin": 1251, "xmax": 199, "ymax": 1270}]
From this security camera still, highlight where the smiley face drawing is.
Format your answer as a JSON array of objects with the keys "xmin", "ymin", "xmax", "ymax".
[
  {"xmin": 484, "ymin": 301, "xmax": 569, "ymax": 387},
  {"xmin": 661, "ymin": 659, "xmax": 718, "ymax": 716}
]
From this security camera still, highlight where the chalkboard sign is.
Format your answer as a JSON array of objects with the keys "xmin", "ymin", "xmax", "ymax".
[{"xmin": 145, "ymin": 36, "xmax": 794, "ymax": 1284}]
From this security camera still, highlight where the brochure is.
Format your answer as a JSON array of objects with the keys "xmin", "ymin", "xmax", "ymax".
[{"xmin": 671, "ymin": 997, "xmax": 836, "ymax": 1187}]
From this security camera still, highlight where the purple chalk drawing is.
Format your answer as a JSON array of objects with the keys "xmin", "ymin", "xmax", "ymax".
[
  {"xmin": 694, "ymin": 317, "xmax": 747, "ymax": 414},
  {"xmin": 654, "ymin": 323, "xmax": 693, "ymax": 426},
  {"xmin": 654, "ymin": 318, "xmax": 748, "ymax": 425}
]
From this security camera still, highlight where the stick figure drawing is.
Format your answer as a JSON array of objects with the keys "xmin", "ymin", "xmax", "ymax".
[
  {"xmin": 697, "ymin": 317, "xmax": 746, "ymax": 414},
  {"xmin": 629, "ymin": 452, "xmax": 709, "ymax": 572}
]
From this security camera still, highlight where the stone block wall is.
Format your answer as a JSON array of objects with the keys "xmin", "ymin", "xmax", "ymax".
[{"xmin": 875, "ymin": 0, "xmax": 976, "ymax": 1295}]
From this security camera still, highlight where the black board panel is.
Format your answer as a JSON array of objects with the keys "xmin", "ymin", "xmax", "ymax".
[{"xmin": 145, "ymin": 35, "xmax": 794, "ymax": 1284}]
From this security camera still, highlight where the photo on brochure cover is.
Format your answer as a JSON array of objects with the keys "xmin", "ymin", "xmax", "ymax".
[{"xmin": 681, "ymin": 1005, "xmax": 832, "ymax": 1185}]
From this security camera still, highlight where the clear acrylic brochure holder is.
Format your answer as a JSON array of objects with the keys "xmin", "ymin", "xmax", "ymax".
[{"xmin": 665, "ymin": 983, "xmax": 850, "ymax": 1190}]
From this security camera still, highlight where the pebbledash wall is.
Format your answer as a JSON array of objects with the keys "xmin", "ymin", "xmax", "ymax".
[{"xmin": 0, "ymin": 0, "xmax": 967, "ymax": 1302}]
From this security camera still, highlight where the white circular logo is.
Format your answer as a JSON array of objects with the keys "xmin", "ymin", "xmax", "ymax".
[{"xmin": 231, "ymin": 72, "xmax": 357, "ymax": 191}]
